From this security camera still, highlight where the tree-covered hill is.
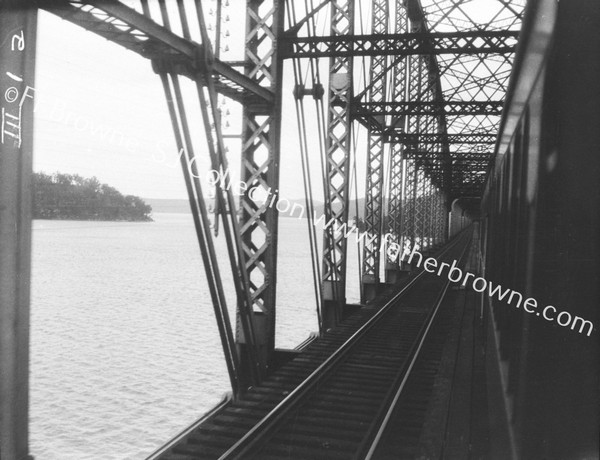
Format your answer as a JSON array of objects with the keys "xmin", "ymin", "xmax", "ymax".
[{"xmin": 33, "ymin": 172, "xmax": 152, "ymax": 221}]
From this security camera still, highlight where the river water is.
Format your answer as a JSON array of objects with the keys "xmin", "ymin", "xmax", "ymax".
[{"xmin": 29, "ymin": 213, "xmax": 360, "ymax": 459}]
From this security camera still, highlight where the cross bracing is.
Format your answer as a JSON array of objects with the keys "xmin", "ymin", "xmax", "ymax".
[
  {"xmin": 28, "ymin": 0, "xmax": 524, "ymax": 386},
  {"xmin": 280, "ymin": 30, "xmax": 519, "ymax": 58},
  {"xmin": 282, "ymin": 0, "xmax": 523, "ymax": 306}
]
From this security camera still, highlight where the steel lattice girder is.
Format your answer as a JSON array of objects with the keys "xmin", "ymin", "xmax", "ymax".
[
  {"xmin": 345, "ymin": 0, "xmax": 520, "ymax": 200},
  {"xmin": 381, "ymin": 132, "xmax": 496, "ymax": 145},
  {"xmin": 428, "ymin": 184, "xmax": 436, "ymax": 248},
  {"xmin": 280, "ymin": 30, "xmax": 518, "ymax": 58},
  {"xmin": 237, "ymin": 1, "xmax": 285, "ymax": 367},
  {"xmin": 352, "ymin": 101, "xmax": 503, "ymax": 118},
  {"xmin": 385, "ymin": 1, "xmax": 409, "ymax": 269},
  {"xmin": 437, "ymin": 191, "xmax": 446, "ymax": 243},
  {"xmin": 402, "ymin": 53, "xmax": 422, "ymax": 250},
  {"xmin": 414, "ymin": 168, "xmax": 427, "ymax": 248},
  {"xmin": 386, "ymin": 142, "xmax": 403, "ymax": 264},
  {"xmin": 402, "ymin": 159, "xmax": 417, "ymax": 253},
  {"xmin": 405, "ymin": 45, "xmax": 441, "ymax": 224},
  {"xmin": 404, "ymin": 149, "xmax": 492, "ymax": 159},
  {"xmin": 321, "ymin": 0, "xmax": 354, "ymax": 323},
  {"xmin": 361, "ymin": 0, "xmax": 389, "ymax": 288}
]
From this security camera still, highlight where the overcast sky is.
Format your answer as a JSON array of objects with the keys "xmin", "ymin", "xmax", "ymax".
[
  {"xmin": 32, "ymin": 7, "xmax": 362, "ymax": 202},
  {"xmin": 31, "ymin": 0, "xmax": 518, "ymax": 203}
]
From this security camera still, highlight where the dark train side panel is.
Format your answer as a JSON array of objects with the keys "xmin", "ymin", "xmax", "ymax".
[{"xmin": 481, "ymin": 0, "xmax": 600, "ymax": 458}]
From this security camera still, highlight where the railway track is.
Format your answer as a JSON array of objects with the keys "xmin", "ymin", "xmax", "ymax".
[{"xmin": 155, "ymin": 230, "xmax": 473, "ymax": 460}]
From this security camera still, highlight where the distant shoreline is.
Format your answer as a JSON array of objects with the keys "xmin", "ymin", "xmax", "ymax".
[
  {"xmin": 34, "ymin": 172, "xmax": 153, "ymax": 222},
  {"xmin": 33, "ymin": 216, "xmax": 153, "ymax": 222}
]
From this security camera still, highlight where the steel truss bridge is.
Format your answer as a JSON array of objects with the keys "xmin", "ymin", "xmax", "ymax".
[
  {"xmin": 3, "ymin": 0, "xmax": 600, "ymax": 458},
  {"xmin": 1, "ymin": 0, "xmax": 540, "ymax": 457},
  {"xmin": 2, "ymin": 0, "xmax": 523, "ymax": 397}
]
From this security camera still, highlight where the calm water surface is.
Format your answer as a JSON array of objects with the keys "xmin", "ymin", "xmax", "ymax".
[{"xmin": 30, "ymin": 213, "xmax": 360, "ymax": 459}]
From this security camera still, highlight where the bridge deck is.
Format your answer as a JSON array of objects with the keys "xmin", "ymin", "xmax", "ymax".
[{"xmin": 149, "ymin": 233, "xmax": 488, "ymax": 459}]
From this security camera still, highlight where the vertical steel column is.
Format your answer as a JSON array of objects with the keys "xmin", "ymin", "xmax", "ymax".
[
  {"xmin": 321, "ymin": 0, "xmax": 354, "ymax": 327},
  {"xmin": 361, "ymin": 0, "xmax": 389, "ymax": 302},
  {"xmin": 430, "ymin": 183, "xmax": 436, "ymax": 248},
  {"xmin": 385, "ymin": 1, "xmax": 409, "ymax": 283},
  {"xmin": 443, "ymin": 191, "xmax": 450, "ymax": 241},
  {"xmin": 385, "ymin": 142, "xmax": 404, "ymax": 282},
  {"xmin": 432, "ymin": 188, "xmax": 438, "ymax": 246},
  {"xmin": 431, "ymin": 188, "xmax": 437, "ymax": 246},
  {"xmin": 422, "ymin": 178, "xmax": 429, "ymax": 250},
  {"xmin": 439, "ymin": 191, "xmax": 444, "ymax": 244},
  {"xmin": 238, "ymin": 0, "xmax": 284, "ymax": 373},
  {"xmin": 414, "ymin": 167, "xmax": 426, "ymax": 249},
  {"xmin": 402, "ymin": 37, "xmax": 424, "ymax": 255},
  {"xmin": 0, "ymin": 4, "xmax": 36, "ymax": 459},
  {"xmin": 434, "ymin": 189, "xmax": 443, "ymax": 245},
  {"xmin": 415, "ymin": 49, "xmax": 433, "ymax": 251},
  {"xmin": 402, "ymin": 158, "xmax": 417, "ymax": 256},
  {"xmin": 426, "ymin": 181, "xmax": 434, "ymax": 249}
]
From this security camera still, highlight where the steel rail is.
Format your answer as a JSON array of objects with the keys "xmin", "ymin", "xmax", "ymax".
[
  {"xmin": 217, "ymin": 230, "xmax": 473, "ymax": 459},
  {"xmin": 359, "ymin": 230, "xmax": 473, "ymax": 459}
]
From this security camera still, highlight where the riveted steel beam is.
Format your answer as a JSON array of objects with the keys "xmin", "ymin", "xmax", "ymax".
[
  {"xmin": 352, "ymin": 100, "xmax": 504, "ymax": 117},
  {"xmin": 381, "ymin": 132, "xmax": 496, "ymax": 145},
  {"xmin": 280, "ymin": 30, "xmax": 518, "ymax": 58}
]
